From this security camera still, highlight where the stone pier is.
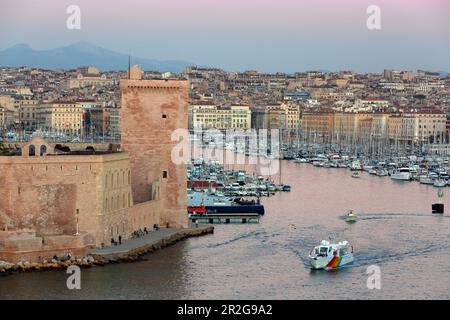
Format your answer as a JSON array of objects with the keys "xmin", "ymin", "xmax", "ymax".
[{"xmin": 89, "ymin": 225, "xmax": 214, "ymax": 262}]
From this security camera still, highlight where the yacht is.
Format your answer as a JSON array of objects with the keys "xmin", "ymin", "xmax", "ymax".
[
  {"xmin": 309, "ymin": 240, "xmax": 354, "ymax": 270},
  {"xmin": 419, "ymin": 175, "xmax": 434, "ymax": 185},
  {"xmin": 390, "ymin": 168, "xmax": 412, "ymax": 181},
  {"xmin": 350, "ymin": 160, "xmax": 363, "ymax": 171}
]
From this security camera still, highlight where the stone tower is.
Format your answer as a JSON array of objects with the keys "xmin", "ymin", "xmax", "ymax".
[{"xmin": 120, "ymin": 66, "xmax": 189, "ymax": 228}]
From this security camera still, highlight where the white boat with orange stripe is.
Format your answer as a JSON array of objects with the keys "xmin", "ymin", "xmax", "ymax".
[{"xmin": 308, "ymin": 240, "xmax": 354, "ymax": 270}]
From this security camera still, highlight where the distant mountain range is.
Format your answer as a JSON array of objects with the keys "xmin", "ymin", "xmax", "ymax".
[
  {"xmin": 0, "ymin": 42, "xmax": 448, "ymax": 76},
  {"xmin": 0, "ymin": 42, "xmax": 194, "ymax": 73}
]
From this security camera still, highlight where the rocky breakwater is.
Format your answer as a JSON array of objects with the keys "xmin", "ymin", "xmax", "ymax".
[{"xmin": 0, "ymin": 256, "xmax": 100, "ymax": 274}]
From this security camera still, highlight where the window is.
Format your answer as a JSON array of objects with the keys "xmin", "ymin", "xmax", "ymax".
[
  {"xmin": 162, "ymin": 114, "xmax": 167, "ymax": 119},
  {"xmin": 163, "ymin": 170, "xmax": 168, "ymax": 178},
  {"xmin": 28, "ymin": 145, "xmax": 35, "ymax": 156},
  {"xmin": 40, "ymin": 145, "xmax": 47, "ymax": 156}
]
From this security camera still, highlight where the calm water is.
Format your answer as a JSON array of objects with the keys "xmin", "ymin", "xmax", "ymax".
[{"xmin": 2, "ymin": 161, "xmax": 450, "ymax": 300}]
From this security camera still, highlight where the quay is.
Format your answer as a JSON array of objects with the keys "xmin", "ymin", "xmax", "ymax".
[{"xmin": 89, "ymin": 225, "xmax": 214, "ymax": 263}]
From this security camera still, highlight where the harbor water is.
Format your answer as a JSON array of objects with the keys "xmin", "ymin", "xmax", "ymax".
[{"xmin": 1, "ymin": 161, "xmax": 450, "ymax": 299}]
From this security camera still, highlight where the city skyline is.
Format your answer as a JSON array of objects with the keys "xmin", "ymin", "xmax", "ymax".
[{"xmin": 0, "ymin": 0, "xmax": 449, "ymax": 73}]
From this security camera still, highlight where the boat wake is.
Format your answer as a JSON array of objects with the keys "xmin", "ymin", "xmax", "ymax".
[
  {"xmin": 358, "ymin": 212, "xmax": 444, "ymax": 218},
  {"xmin": 206, "ymin": 231, "xmax": 259, "ymax": 248},
  {"xmin": 206, "ymin": 229, "xmax": 281, "ymax": 248},
  {"xmin": 353, "ymin": 242, "xmax": 450, "ymax": 267}
]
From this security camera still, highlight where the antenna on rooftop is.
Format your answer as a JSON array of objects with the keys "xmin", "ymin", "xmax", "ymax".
[{"xmin": 128, "ymin": 55, "xmax": 131, "ymax": 79}]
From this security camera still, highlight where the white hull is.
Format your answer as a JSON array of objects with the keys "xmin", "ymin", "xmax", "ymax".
[
  {"xmin": 419, "ymin": 176, "xmax": 434, "ymax": 185},
  {"xmin": 390, "ymin": 172, "xmax": 411, "ymax": 181},
  {"xmin": 376, "ymin": 170, "xmax": 388, "ymax": 177},
  {"xmin": 309, "ymin": 253, "xmax": 354, "ymax": 270},
  {"xmin": 434, "ymin": 180, "xmax": 447, "ymax": 188}
]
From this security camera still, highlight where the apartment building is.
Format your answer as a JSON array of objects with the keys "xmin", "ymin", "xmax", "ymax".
[
  {"xmin": 0, "ymin": 106, "xmax": 14, "ymax": 129},
  {"xmin": 46, "ymin": 101, "xmax": 83, "ymax": 135},
  {"xmin": 300, "ymin": 111, "xmax": 335, "ymax": 136},
  {"xmin": 389, "ymin": 111, "xmax": 443, "ymax": 142},
  {"xmin": 190, "ymin": 104, "xmax": 251, "ymax": 130}
]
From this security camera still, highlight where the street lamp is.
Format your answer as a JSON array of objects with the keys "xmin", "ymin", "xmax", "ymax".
[{"xmin": 74, "ymin": 211, "xmax": 80, "ymax": 236}]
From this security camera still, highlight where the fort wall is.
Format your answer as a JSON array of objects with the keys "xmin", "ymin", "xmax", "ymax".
[{"xmin": 0, "ymin": 73, "xmax": 191, "ymax": 263}]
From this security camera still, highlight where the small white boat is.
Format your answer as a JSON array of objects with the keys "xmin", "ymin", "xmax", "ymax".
[
  {"xmin": 419, "ymin": 175, "xmax": 434, "ymax": 185},
  {"xmin": 433, "ymin": 179, "xmax": 447, "ymax": 188},
  {"xmin": 309, "ymin": 240, "xmax": 354, "ymax": 270},
  {"xmin": 376, "ymin": 169, "xmax": 389, "ymax": 177},
  {"xmin": 330, "ymin": 162, "xmax": 338, "ymax": 168},
  {"xmin": 338, "ymin": 162, "xmax": 348, "ymax": 168},
  {"xmin": 352, "ymin": 172, "xmax": 360, "ymax": 178},
  {"xmin": 345, "ymin": 210, "xmax": 358, "ymax": 223}
]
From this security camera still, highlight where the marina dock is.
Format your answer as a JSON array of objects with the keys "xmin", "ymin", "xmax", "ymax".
[{"xmin": 190, "ymin": 213, "xmax": 260, "ymax": 224}]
